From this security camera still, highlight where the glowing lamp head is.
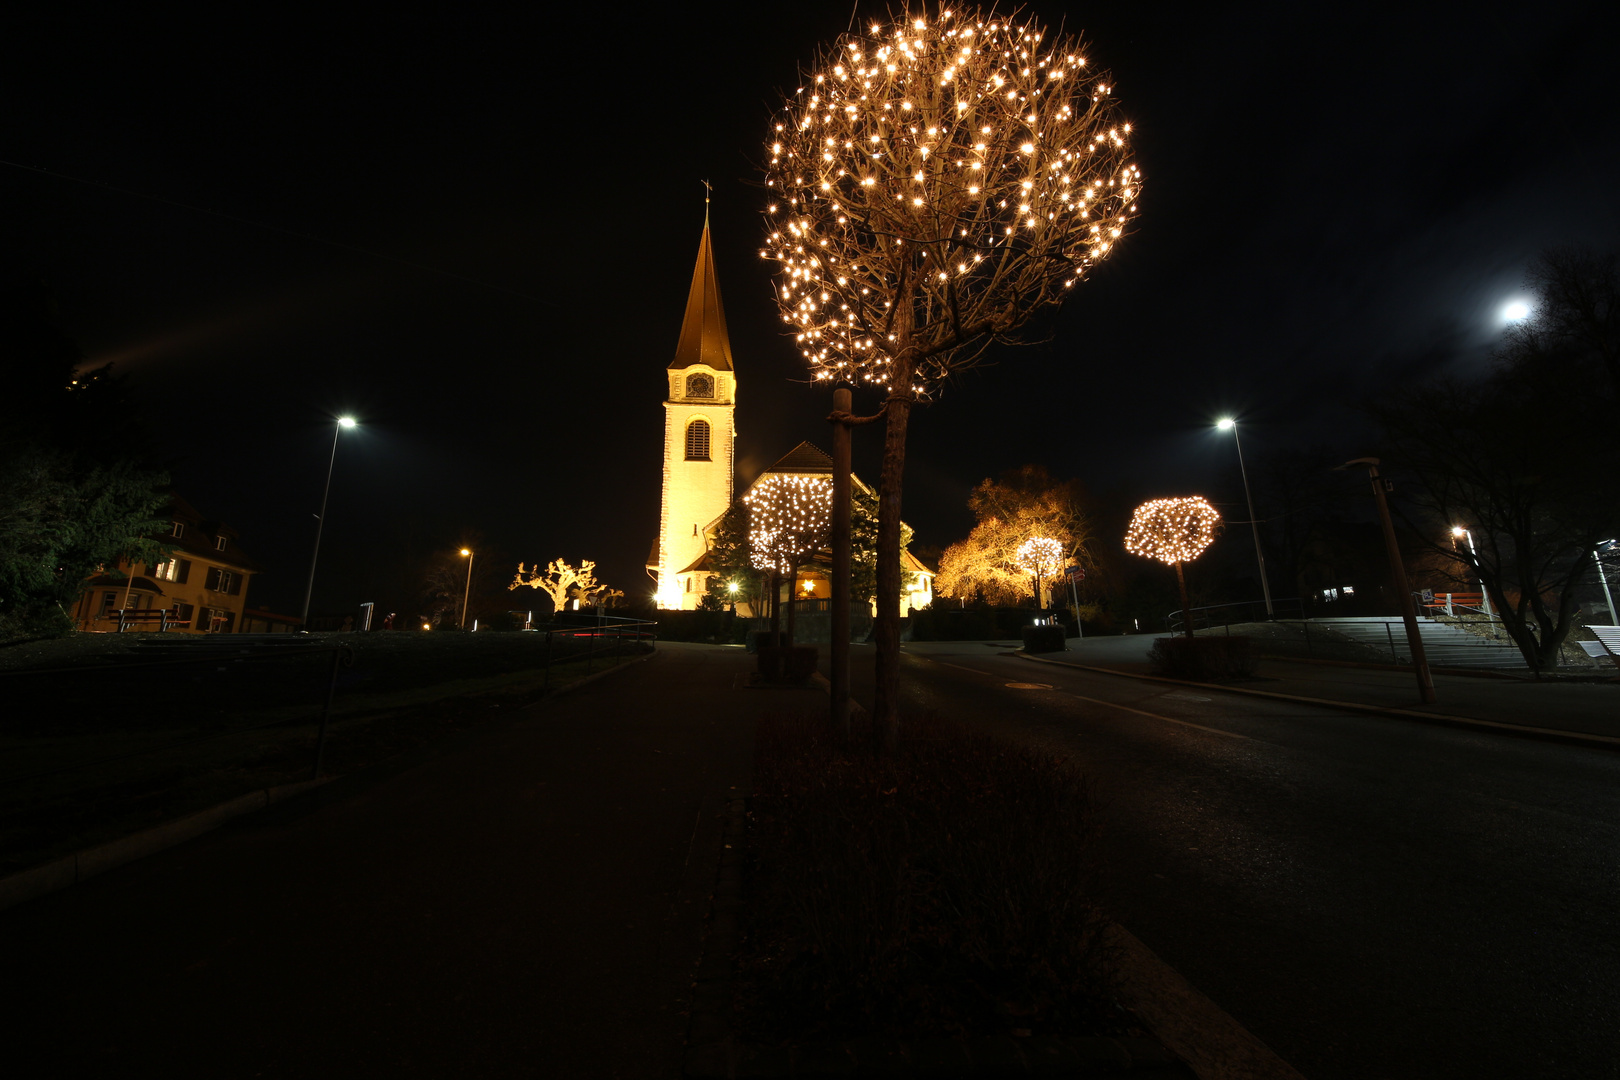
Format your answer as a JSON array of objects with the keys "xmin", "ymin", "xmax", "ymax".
[
  {"xmin": 1451, "ymin": 527, "xmax": 1465, "ymax": 538},
  {"xmin": 1502, "ymin": 300, "xmax": 1532, "ymax": 322},
  {"xmin": 727, "ymin": 581, "xmax": 740, "ymax": 595},
  {"xmin": 460, "ymin": 548, "xmax": 471, "ymax": 557},
  {"xmin": 337, "ymin": 416, "xmax": 357, "ymax": 429},
  {"xmin": 1216, "ymin": 418, "xmax": 1235, "ymax": 431}
]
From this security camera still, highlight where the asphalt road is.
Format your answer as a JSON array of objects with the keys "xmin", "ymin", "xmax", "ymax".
[{"xmin": 875, "ymin": 642, "xmax": 1620, "ymax": 1079}]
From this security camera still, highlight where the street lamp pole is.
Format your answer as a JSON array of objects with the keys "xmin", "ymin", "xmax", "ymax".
[
  {"xmin": 1596, "ymin": 540, "xmax": 1617, "ymax": 625},
  {"xmin": 1218, "ymin": 418, "xmax": 1273, "ymax": 618},
  {"xmin": 1450, "ymin": 527, "xmax": 1494, "ymax": 621},
  {"xmin": 459, "ymin": 548, "xmax": 474, "ymax": 629},
  {"xmin": 300, "ymin": 416, "xmax": 356, "ymax": 630},
  {"xmin": 1343, "ymin": 457, "xmax": 1436, "ymax": 703}
]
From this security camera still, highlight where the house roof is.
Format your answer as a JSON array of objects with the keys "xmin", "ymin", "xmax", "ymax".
[
  {"xmin": 164, "ymin": 493, "xmax": 264, "ymax": 572},
  {"xmin": 760, "ymin": 441, "xmax": 832, "ymax": 475},
  {"xmin": 668, "ymin": 217, "xmax": 734, "ymax": 372},
  {"xmin": 677, "ymin": 549, "xmax": 715, "ymax": 575}
]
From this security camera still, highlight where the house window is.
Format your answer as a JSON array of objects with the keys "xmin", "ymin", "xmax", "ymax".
[
  {"xmin": 685, "ymin": 373, "xmax": 714, "ymax": 399},
  {"xmin": 170, "ymin": 522, "xmax": 184, "ymax": 538},
  {"xmin": 685, "ymin": 419, "xmax": 711, "ymax": 460},
  {"xmin": 215, "ymin": 536, "xmax": 228, "ymax": 551},
  {"xmin": 153, "ymin": 559, "xmax": 178, "ymax": 582},
  {"xmin": 205, "ymin": 567, "xmax": 240, "ymax": 595},
  {"xmin": 99, "ymin": 591, "xmax": 118, "ymax": 615}
]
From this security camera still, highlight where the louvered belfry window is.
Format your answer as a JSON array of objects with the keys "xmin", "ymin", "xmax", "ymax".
[{"xmin": 685, "ymin": 419, "xmax": 711, "ymax": 461}]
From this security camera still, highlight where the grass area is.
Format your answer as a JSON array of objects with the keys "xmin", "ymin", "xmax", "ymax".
[
  {"xmin": 0, "ymin": 631, "xmax": 647, "ymax": 875},
  {"xmin": 737, "ymin": 711, "xmax": 1132, "ymax": 1043}
]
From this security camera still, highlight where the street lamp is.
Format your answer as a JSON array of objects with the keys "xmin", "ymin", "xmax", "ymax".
[
  {"xmin": 1217, "ymin": 417, "xmax": 1274, "ymax": 618},
  {"xmin": 459, "ymin": 548, "xmax": 474, "ymax": 629},
  {"xmin": 299, "ymin": 416, "xmax": 357, "ymax": 630}
]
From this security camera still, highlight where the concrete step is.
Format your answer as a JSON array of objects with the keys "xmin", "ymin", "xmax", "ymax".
[{"xmin": 1309, "ymin": 617, "xmax": 1527, "ymax": 668}]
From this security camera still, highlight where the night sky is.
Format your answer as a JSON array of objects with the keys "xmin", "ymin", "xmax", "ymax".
[{"xmin": 4, "ymin": 4, "xmax": 1614, "ymax": 619}]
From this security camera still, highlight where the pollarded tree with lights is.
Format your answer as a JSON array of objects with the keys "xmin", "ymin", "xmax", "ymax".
[
  {"xmin": 1016, "ymin": 535, "xmax": 1064, "ymax": 608},
  {"xmin": 1124, "ymin": 497, "xmax": 1221, "ymax": 638},
  {"xmin": 763, "ymin": 6, "xmax": 1141, "ymax": 737},
  {"xmin": 746, "ymin": 474, "xmax": 834, "ymax": 643}
]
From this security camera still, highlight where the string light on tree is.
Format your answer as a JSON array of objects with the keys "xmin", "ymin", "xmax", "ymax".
[
  {"xmin": 1124, "ymin": 497, "xmax": 1220, "ymax": 639},
  {"xmin": 1124, "ymin": 497, "xmax": 1220, "ymax": 564},
  {"xmin": 1016, "ymin": 535, "xmax": 1063, "ymax": 606},
  {"xmin": 745, "ymin": 475, "xmax": 835, "ymax": 575},
  {"xmin": 761, "ymin": 7, "xmax": 1141, "ymax": 394}
]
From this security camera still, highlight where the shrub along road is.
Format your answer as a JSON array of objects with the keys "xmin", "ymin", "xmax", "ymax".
[{"xmin": 870, "ymin": 641, "xmax": 1620, "ymax": 1080}]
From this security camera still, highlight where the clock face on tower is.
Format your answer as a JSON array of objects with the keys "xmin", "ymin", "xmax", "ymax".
[{"xmin": 685, "ymin": 373, "xmax": 713, "ymax": 399}]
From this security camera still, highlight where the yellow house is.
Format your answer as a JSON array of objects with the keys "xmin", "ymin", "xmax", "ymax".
[{"xmin": 72, "ymin": 495, "xmax": 260, "ymax": 633}]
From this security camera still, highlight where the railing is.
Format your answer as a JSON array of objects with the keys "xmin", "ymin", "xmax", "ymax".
[
  {"xmin": 1166, "ymin": 597, "xmax": 1308, "ymax": 634},
  {"xmin": 535, "ymin": 615, "xmax": 658, "ymax": 688}
]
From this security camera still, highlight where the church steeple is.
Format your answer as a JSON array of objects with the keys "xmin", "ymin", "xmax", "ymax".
[
  {"xmin": 669, "ymin": 216, "xmax": 734, "ymax": 371},
  {"xmin": 653, "ymin": 206, "xmax": 738, "ymax": 609}
]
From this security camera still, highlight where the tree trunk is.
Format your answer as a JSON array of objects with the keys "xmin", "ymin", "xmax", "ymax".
[
  {"xmin": 786, "ymin": 564, "xmax": 798, "ymax": 646},
  {"xmin": 769, "ymin": 570, "xmax": 780, "ymax": 638},
  {"xmin": 830, "ymin": 386, "xmax": 853, "ymax": 741},
  {"xmin": 1175, "ymin": 562, "xmax": 1194, "ymax": 639},
  {"xmin": 872, "ymin": 371, "xmax": 915, "ymax": 751}
]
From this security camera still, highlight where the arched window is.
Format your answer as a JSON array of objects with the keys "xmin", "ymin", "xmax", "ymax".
[
  {"xmin": 685, "ymin": 373, "xmax": 714, "ymax": 399},
  {"xmin": 685, "ymin": 419, "xmax": 711, "ymax": 461}
]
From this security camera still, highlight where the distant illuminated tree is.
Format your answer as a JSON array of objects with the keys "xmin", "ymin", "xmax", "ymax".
[
  {"xmin": 763, "ymin": 7, "xmax": 1141, "ymax": 734},
  {"xmin": 510, "ymin": 558, "xmax": 605, "ymax": 615},
  {"xmin": 1124, "ymin": 497, "xmax": 1220, "ymax": 638},
  {"xmin": 1016, "ymin": 535, "xmax": 1064, "ymax": 607},
  {"xmin": 746, "ymin": 474, "xmax": 834, "ymax": 640},
  {"xmin": 935, "ymin": 466, "xmax": 1093, "ymax": 605}
]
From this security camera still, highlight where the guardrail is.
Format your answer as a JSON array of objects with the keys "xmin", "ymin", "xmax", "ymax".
[{"xmin": 1166, "ymin": 597, "xmax": 1308, "ymax": 634}]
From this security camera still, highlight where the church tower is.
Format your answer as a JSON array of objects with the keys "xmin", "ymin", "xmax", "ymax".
[{"xmin": 653, "ymin": 210, "xmax": 736, "ymax": 609}]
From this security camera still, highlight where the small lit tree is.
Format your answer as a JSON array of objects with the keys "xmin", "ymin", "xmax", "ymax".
[
  {"xmin": 1016, "ymin": 535, "xmax": 1064, "ymax": 608},
  {"xmin": 510, "ymin": 558, "xmax": 605, "ymax": 616},
  {"xmin": 1124, "ymin": 497, "xmax": 1220, "ymax": 638},
  {"xmin": 763, "ymin": 7, "xmax": 1141, "ymax": 735},
  {"xmin": 746, "ymin": 474, "xmax": 834, "ymax": 642}
]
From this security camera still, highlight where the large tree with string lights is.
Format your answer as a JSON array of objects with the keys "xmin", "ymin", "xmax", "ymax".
[{"xmin": 761, "ymin": 6, "xmax": 1142, "ymax": 737}]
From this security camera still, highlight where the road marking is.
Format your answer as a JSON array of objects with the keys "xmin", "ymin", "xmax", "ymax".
[
  {"xmin": 1062, "ymin": 689, "xmax": 1250, "ymax": 738},
  {"xmin": 925, "ymin": 657, "xmax": 1250, "ymax": 740},
  {"xmin": 1006, "ymin": 682, "xmax": 1053, "ymax": 690},
  {"xmin": 933, "ymin": 660, "xmax": 995, "ymax": 677},
  {"xmin": 1057, "ymin": 692, "xmax": 1252, "ymax": 740}
]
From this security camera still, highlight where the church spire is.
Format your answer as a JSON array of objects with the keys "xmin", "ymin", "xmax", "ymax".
[{"xmin": 669, "ymin": 204, "xmax": 734, "ymax": 372}]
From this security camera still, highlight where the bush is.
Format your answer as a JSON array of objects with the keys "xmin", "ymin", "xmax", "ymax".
[
  {"xmin": 740, "ymin": 712, "xmax": 1114, "ymax": 1041},
  {"xmin": 1146, "ymin": 635, "xmax": 1257, "ymax": 680},
  {"xmin": 1021, "ymin": 624, "xmax": 1066, "ymax": 653}
]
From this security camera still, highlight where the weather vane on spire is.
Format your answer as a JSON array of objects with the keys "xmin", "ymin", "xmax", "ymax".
[{"xmin": 703, "ymin": 179, "xmax": 712, "ymax": 221}]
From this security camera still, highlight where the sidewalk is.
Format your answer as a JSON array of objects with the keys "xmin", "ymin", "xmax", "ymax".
[
  {"xmin": 0, "ymin": 642, "xmax": 803, "ymax": 1079},
  {"xmin": 1022, "ymin": 634, "xmax": 1620, "ymax": 744}
]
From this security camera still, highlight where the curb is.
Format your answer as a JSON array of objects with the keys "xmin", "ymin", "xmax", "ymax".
[
  {"xmin": 0, "ymin": 777, "xmax": 333, "ymax": 914},
  {"xmin": 1015, "ymin": 653, "xmax": 1620, "ymax": 752}
]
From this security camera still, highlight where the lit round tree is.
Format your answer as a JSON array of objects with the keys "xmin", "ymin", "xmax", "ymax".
[
  {"xmin": 745, "ymin": 474, "xmax": 834, "ymax": 643},
  {"xmin": 1016, "ymin": 535, "xmax": 1064, "ymax": 609},
  {"xmin": 1124, "ymin": 497, "xmax": 1221, "ymax": 639},
  {"xmin": 763, "ymin": 7, "xmax": 1142, "ymax": 736}
]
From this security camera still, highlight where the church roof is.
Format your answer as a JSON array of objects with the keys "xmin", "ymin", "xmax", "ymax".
[
  {"xmin": 669, "ymin": 217, "xmax": 734, "ymax": 372},
  {"xmin": 761, "ymin": 441, "xmax": 832, "ymax": 475}
]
